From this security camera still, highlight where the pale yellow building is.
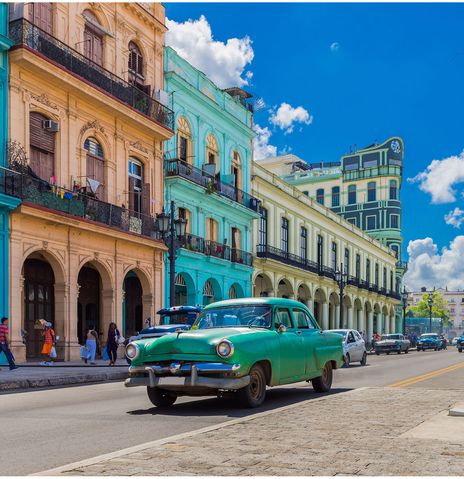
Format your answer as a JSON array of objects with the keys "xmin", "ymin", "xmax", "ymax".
[
  {"xmin": 7, "ymin": 3, "xmax": 173, "ymax": 361},
  {"xmin": 252, "ymin": 162, "xmax": 400, "ymax": 337}
]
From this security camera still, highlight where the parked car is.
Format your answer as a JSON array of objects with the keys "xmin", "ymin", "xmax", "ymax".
[
  {"xmin": 416, "ymin": 333, "xmax": 442, "ymax": 351},
  {"xmin": 456, "ymin": 335, "xmax": 464, "ymax": 352},
  {"xmin": 328, "ymin": 329, "xmax": 367, "ymax": 366},
  {"xmin": 374, "ymin": 334, "xmax": 410, "ymax": 355},
  {"xmin": 451, "ymin": 337, "xmax": 459, "ymax": 346},
  {"xmin": 125, "ymin": 306, "xmax": 202, "ymax": 364},
  {"xmin": 125, "ymin": 298, "xmax": 344, "ymax": 408}
]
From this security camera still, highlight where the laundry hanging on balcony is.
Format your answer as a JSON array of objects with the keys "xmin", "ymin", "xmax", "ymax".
[{"xmin": 86, "ymin": 177, "xmax": 101, "ymax": 194}]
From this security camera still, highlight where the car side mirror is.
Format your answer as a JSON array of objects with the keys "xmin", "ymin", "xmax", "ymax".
[{"xmin": 278, "ymin": 324, "xmax": 287, "ymax": 333}]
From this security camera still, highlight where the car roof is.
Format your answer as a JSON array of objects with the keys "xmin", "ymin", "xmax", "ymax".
[
  {"xmin": 203, "ymin": 297, "xmax": 311, "ymax": 310},
  {"xmin": 328, "ymin": 329, "xmax": 353, "ymax": 333},
  {"xmin": 157, "ymin": 305, "xmax": 202, "ymax": 315}
]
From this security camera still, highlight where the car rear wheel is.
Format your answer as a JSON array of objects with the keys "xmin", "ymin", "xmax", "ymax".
[
  {"xmin": 237, "ymin": 364, "xmax": 266, "ymax": 408},
  {"xmin": 312, "ymin": 362, "xmax": 333, "ymax": 393},
  {"xmin": 405, "ymin": 349, "xmax": 409, "ymax": 354},
  {"xmin": 147, "ymin": 387, "xmax": 177, "ymax": 408},
  {"xmin": 459, "ymin": 348, "xmax": 462, "ymax": 353},
  {"xmin": 360, "ymin": 352, "xmax": 367, "ymax": 366},
  {"xmin": 434, "ymin": 347, "xmax": 438, "ymax": 351},
  {"xmin": 344, "ymin": 353, "xmax": 350, "ymax": 367}
]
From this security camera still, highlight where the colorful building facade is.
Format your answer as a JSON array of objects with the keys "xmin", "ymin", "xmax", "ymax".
[
  {"xmin": 6, "ymin": 3, "xmax": 173, "ymax": 362},
  {"xmin": 0, "ymin": 3, "xmax": 19, "ymax": 365},
  {"xmin": 164, "ymin": 46, "xmax": 259, "ymax": 306},
  {"xmin": 252, "ymin": 162, "xmax": 400, "ymax": 336}
]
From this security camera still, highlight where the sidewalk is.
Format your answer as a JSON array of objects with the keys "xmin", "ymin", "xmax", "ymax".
[
  {"xmin": 47, "ymin": 386, "xmax": 464, "ymax": 476},
  {"xmin": 0, "ymin": 359, "xmax": 128, "ymax": 392}
]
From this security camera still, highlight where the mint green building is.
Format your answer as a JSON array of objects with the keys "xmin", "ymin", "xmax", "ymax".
[{"xmin": 164, "ymin": 47, "xmax": 259, "ymax": 306}]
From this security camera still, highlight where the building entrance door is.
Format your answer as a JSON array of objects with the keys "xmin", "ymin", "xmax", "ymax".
[{"xmin": 77, "ymin": 266, "xmax": 101, "ymax": 344}]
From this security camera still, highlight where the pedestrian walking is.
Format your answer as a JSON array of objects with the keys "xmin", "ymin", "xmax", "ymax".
[
  {"xmin": 40, "ymin": 322, "xmax": 56, "ymax": 366},
  {"xmin": 106, "ymin": 322, "xmax": 121, "ymax": 366},
  {"xmin": 0, "ymin": 317, "xmax": 18, "ymax": 371},
  {"xmin": 85, "ymin": 325, "xmax": 99, "ymax": 366}
]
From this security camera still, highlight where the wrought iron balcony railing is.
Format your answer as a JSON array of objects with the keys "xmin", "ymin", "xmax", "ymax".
[
  {"xmin": 256, "ymin": 244, "xmax": 320, "ymax": 275},
  {"xmin": 343, "ymin": 165, "xmax": 402, "ymax": 181},
  {"xmin": 182, "ymin": 233, "xmax": 253, "ymax": 267},
  {"xmin": 165, "ymin": 159, "xmax": 260, "ymax": 212},
  {"xmin": 0, "ymin": 166, "xmax": 160, "ymax": 240},
  {"xmin": 9, "ymin": 19, "xmax": 173, "ymax": 130}
]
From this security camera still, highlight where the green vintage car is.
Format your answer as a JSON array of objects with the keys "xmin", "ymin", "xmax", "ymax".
[{"xmin": 124, "ymin": 298, "xmax": 344, "ymax": 408}]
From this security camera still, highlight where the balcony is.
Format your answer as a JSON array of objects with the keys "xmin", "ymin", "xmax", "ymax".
[
  {"xmin": 165, "ymin": 159, "xmax": 260, "ymax": 212},
  {"xmin": 256, "ymin": 245, "xmax": 320, "ymax": 275},
  {"xmin": 9, "ymin": 19, "xmax": 173, "ymax": 131},
  {"xmin": 343, "ymin": 165, "xmax": 402, "ymax": 181},
  {"xmin": 0, "ymin": 166, "xmax": 161, "ymax": 241},
  {"xmin": 182, "ymin": 233, "xmax": 252, "ymax": 267}
]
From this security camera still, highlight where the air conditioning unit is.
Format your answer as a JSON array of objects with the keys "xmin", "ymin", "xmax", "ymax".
[
  {"xmin": 155, "ymin": 89, "xmax": 169, "ymax": 107},
  {"xmin": 43, "ymin": 120, "xmax": 60, "ymax": 132}
]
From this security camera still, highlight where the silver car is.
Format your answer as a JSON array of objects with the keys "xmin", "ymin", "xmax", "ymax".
[{"xmin": 328, "ymin": 329, "xmax": 367, "ymax": 366}]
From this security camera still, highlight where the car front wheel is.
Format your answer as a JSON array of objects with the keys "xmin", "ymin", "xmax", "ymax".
[
  {"xmin": 458, "ymin": 348, "xmax": 462, "ymax": 353},
  {"xmin": 237, "ymin": 364, "xmax": 266, "ymax": 408},
  {"xmin": 312, "ymin": 362, "xmax": 333, "ymax": 393},
  {"xmin": 147, "ymin": 387, "xmax": 177, "ymax": 408}
]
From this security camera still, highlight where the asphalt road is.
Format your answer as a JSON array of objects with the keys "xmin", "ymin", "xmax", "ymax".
[{"xmin": 2, "ymin": 348, "xmax": 463, "ymax": 475}]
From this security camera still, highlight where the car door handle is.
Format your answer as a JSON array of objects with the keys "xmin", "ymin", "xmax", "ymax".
[{"xmin": 295, "ymin": 330, "xmax": 302, "ymax": 335}]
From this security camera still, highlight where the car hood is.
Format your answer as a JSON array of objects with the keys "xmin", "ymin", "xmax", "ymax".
[
  {"xmin": 419, "ymin": 337, "xmax": 437, "ymax": 342},
  {"xmin": 139, "ymin": 327, "xmax": 266, "ymax": 358}
]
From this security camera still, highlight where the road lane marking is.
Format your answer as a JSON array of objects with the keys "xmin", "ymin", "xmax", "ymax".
[
  {"xmin": 387, "ymin": 362, "xmax": 464, "ymax": 388},
  {"xmin": 32, "ymin": 387, "xmax": 368, "ymax": 476}
]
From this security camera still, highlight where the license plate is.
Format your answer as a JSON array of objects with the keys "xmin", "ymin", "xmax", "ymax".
[{"xmin": 157, "ymin": 377, "xmax": 186, "ymax": 386}]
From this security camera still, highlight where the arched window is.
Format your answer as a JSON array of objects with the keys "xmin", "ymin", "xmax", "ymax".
[
  {"xmin": 389, "ymin": 180, "xmax": 398, "ymax": 200},
  {"xmin": 205, "ymin": 133, "xmax": 218, "ymax": 174},
  {"xmin": 177, "ymin": 116, "xmax": 192, "ymax": 164},
  {"xmin": 203, "ymin": 280, "xmax": 214, "ymax": 304},
  {"xmin": 29, "ymin": 112, "xmax": 55, "ymax": 181},
  {"xmin": 128, "ymin": 157, "xmax": 149, "ymax": 215},
  {"xmin": 316, "ymin": 188, "xmax": 324, "ymax": 205},
  {"xmin": 229, "ymin": 285, "xmax": 237, "ymax": 299},
  {"xmin": 367, "ymin": 181, "xmax": 376, "ymax": 202},
  {"xmin": 28, "ymin": 3, "xmax": 53, "ymax": 34},
  {"xmin": 231, "ymin": 150, "xmax": 242, "ymax": 190},
  {"xmin": 128, "ymin": 41, "xmax": 149, "ymax": 94},
  {"xmin": 83, "ymin": 10, "xmax": 103, "ymax": 65},
  {"xmin": 84, "ymin": 137, "xmax": 104, "ymax": 198}
]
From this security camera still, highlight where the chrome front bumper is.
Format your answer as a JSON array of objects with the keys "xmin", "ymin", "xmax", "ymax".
[{"xmin": 124, "ymin": 362, "xmax": 250, "ymax": 390}]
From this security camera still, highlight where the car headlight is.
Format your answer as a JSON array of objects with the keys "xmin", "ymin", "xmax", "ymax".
[
  {"xmin": 125, "ymin": 342, "xmax": 140, "ymax": 360},
  {"xmin": 216, "ymin": 339, "xmax": 234, "ymax": 358}
]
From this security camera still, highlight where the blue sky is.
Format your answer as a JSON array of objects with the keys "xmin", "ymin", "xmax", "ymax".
[{"xmin": 166, "ymin": 3, "xmax": 464, "ymax": 289}]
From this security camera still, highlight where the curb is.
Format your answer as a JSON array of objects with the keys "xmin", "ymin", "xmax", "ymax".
[
  {"xmin": 0, "ymin": 370, "xmax": 127, "ymax": 392},
  {"xmin": 33, "ymin": 387, "xmax": 370, "ymax": 476}
]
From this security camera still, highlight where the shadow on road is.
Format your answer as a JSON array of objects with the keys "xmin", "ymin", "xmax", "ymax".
[{"xmin": 126, "ymin": 386, "xmax": 352, "ymax": 418}]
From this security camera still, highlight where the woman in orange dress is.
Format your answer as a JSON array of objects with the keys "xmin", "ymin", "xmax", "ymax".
[{"xmin": 41, "ymin": 322, "xmax": 55, "ymax": 366}]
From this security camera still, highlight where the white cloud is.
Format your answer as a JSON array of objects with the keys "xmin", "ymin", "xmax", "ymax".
[
  {"xmin": 330, "ymin": 42, "xmax": 340, "ymax": 52},
  {"xmin": 253, "ymin": 124, "xmax": 277, "ymax": 160},
  {"xmin": 269, "ymin": 102, "xmax": 313, "ymax": 134},
  {"xmin": 445, "ymin": 207, "xmax": 464, "ymax": 228},
  {"xmin": 404, "ymin": 236, "xmax": 464, "ymax": 290},
  {"xmin": 166, "ymin": 15, "xmax": 254, "ymax": 89},
  {"xmin": 408, "ymin": 151, "xmax": 464, "ymax": 204}
]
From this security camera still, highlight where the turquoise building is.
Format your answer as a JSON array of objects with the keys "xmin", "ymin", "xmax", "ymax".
[
  {"xmin": 164, "ymin": 46, "xmax": 259, "ymax": 306},
  {"xmin": 0, "ymin": 4, "xmax": 19, "ymax": 364}
]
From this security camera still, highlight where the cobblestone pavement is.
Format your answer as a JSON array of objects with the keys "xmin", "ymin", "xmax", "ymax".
[{"xmin": 54, "ymin": 386, "xmax": 464, "ymax": 476}]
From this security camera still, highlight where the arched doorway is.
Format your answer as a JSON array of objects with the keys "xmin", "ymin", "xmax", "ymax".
[
  {"xmin": 329, "ymin": 292, "xmax": 340, "ymax": 329},
  {"xmin": 254, "ymin": 273, "xmax": 273, "ymax": 297},
  {"xmin": 123, "ymin": 271, "xmax": 143, "ymax": 338},
  {"xmin": 77, "ymin": 264, "xmax": 101, "ymax": 345},
  {"xmin": 229, "ymin": 283, "xmax": 244, "ymax": 299},
  {"xmin": 277, "ymin": 279, "xmax": 293, "ymax": 299},
  {"xmin": 313, "ymin": 288, "xmax": 327, "ymax": 327},
  {"xmin": 23, "ymin": 258, "xmax": 55, "ymax": 359},
  {"xmin": 202, "ymin": 278, "xmax": 222, "ymax": 305},
  {"xmin": 297, "ymin": 283, "xmax": 310, "ymax": 305},
  {"xmin": 174, "ymin": 273, "xmax": 195, "ymax": 306}
]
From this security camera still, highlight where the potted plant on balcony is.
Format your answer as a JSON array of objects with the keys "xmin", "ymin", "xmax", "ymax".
[{"xmin": 206, "ymin": 179, "xmax": 217, "ymax": 194}]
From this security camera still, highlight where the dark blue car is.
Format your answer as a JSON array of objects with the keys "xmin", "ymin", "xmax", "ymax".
[
  {"xmin": 416, "ymin": 333, "xmax": 442, "ymax": 351},
  {"xmin": 456, "ymin": 335, "xmax": 464, "ymax": 353}
]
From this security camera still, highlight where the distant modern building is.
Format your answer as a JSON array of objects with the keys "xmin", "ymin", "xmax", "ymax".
[
  {"xmin": 164, "ymin": 46, "xmax": 259, "ymax": 306},
  {"xmin": 258, "ymin": 137, "xmax": 405, "ymax": 329},
  {"xmin": 251, "ymin": 161, "xmax": 400, "ymax": 336},
  {"xmin": 409, "ymin": 287, "xmax": 463, "ymax": 338},
  {"xmin": 0, "ymin": 4, "xmax": 19, "ymax": 365}
]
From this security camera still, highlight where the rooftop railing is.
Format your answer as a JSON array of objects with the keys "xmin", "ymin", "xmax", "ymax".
[
  {"xmin": 165, "ymin": 158, "xmax": 260, "ymax": 212},
  {"xmin": 0, "ymin": 166, "xmax": 161, "ymax": 240},
  {"xmin": 9, "ymin": 18, "xmax": 174, "ymax": 130},
  {"xmin": 343, "ymin": 165, "xmax": 402, "ymax": 181}
]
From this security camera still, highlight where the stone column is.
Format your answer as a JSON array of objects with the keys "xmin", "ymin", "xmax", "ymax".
[
  {"xmin": 54, "ymin": 282, "xmax": 70, "ymax": 361},
  {"xmin": 66, "ymin": 281, "xmax": 81, "ymax": 361},
  {"xmin": 335, "ymin": 304, "xmax": 340, "ymax": 329},
  {"xmin": 357, "ymin": 308, "xmax": 364, "ymax": 333},
  {"xmin": 101, "ymin": 288, "xmax": 115, "ymax": 342},
  {"xmin": 142, "ymin": 293, "xmax": 154, "ymax": 324},
  {"xmin": 367, "ymin": 311, "xmax": 374, "ymax": 339},
  {"xmin": 348, "ymin": 306, "xmax": 354, "ymax": 329},
  {"xmin": 322, "ymin": 302, "xmax": 329, "ymax": 330},
  {"xmin": 307, "ymin": 298, "xmax": 315, "ymax": 314}
]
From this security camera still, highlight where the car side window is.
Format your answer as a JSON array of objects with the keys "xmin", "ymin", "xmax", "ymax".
[
  {"xmin": 354, "ymin": 331, "xmax": 362, "ymax": 341},
  {"xmin": 348, "ymin": 331, "xmax": 356, "ymax": 343},
  {"xmin": 275, "ymin": 308, "xmax": 293, "ymax": 329},
  {"xmin": 293, "ymin": 309, "xmax": 317, "ymax": 329}
]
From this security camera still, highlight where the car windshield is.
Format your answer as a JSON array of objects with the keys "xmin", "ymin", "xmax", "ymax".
[
  {"xmin": 381, "ymin": 334, "xmax": 401, "ymax": 340},
  {"xmin": 420, "ymin": 334, "xmax": 438, "ymax": 338},
  {"xmin": 330, "ymin": 330, "xmax": 348, "ymax": 339},
  {"xmin": 193, "ymin": 305, "xmax": 272, "ymax": 329},
  {"xmin": 159, "ymin": 312, "xmax": 197, "ymax": 326}
]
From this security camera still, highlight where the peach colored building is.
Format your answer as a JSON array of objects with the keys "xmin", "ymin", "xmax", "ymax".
[{"xmin": 6, "ymin": 3, "xmax": 173, "ymax": 361}]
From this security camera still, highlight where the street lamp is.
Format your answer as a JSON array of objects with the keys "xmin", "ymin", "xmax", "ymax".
[
  {"xmin": 335, "ymin": 263, "xmax": 348, "ymax": 328},
  {"xmin": 401, "ymin": 286, "xmax": 409, "ymax": 336},
  {"xmin": 427, "ymin": 291, "xmax": 434, "ymax": 333},
  {"xmin": 156, "ymin": 200, "xmax": 188, "ymax": 307}
]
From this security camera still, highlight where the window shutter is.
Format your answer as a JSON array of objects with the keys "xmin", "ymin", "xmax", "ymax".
[
  {"xmin": 141, "ymin": 182, "xmax": 150, "ymax": 216},
  {"xmin": 128, "ymin": 177, "xmax": 135, "ymax": 212},
  {"xmin": 29, "ymin": 113, "xmax": 55, "ymax": 181}
]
